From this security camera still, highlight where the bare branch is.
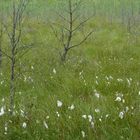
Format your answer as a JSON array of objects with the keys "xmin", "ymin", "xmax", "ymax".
[
  {"xmin": 51, "ymin": 22, "xmax": 71, "ymax": 32},
  {"xmin": 2, "ymin": 23, "xmax": 13, "ymax": 43},
  {"xmin": 50, "ymin": 24, "xmax": 65, "ymax": 47},
  {"xmin": 72, "ymin": 16, "xmax": 93, "ymax": 33},
  {"xmin": 16, "ymin": 44, "xmax": 34, "ymax": 59},
  {"xmin": 72, "ymin": 0, "xmax": 82, "ymax": 13},
  {"xmin": 72, "ymin": 14, "xmax": 80, "ymax": 23},
  {"xmin": 15, "ymin": 28, "xmax": 22, "ymax": 47},
  {"xmin": 52, "ymin": 0, "xmax": 94, "ymax": 61},
  {"xmin": 0, "ymin": 50, "xmax": 12, "ymax": 60},
  {"xmin": 69, "ymin": 30, "xmax": 94, "ymax": 49},
  {"xmin": 15, "ymin": 43, "xmax": 33, "ymax": 55},
  {"xmin": 56, "ymin": 12, "xmax": 70, "ymax": 23}
]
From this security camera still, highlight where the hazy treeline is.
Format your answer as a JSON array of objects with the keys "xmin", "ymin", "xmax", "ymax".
[{"xmin": 1, "ymin": 0, "xmax": 140, "ymax": 21}]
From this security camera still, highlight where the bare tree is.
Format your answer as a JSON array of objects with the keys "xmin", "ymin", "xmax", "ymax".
[
  {"xmin": 51, "ymin": 0, "xmax": 94, "ymax": 62},
  {"xmin": 2, "ymin": 0, "xmax": 31, "ymax": 115}
]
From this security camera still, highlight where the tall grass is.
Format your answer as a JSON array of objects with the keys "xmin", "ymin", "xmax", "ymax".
[{"xmin": 0, "ymin": 0, "xmax": 140, "ymax": 139}]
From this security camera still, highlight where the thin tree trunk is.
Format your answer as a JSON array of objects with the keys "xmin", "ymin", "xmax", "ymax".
[
  {"xmin": 0, "ymin": 28, "xmax": 2, "ymax": 67},
  {"xmin": 9, "ymin": 56, "xmax": 15, "ymax": 115},
  {"xmin": 0, "ymin": 48, "xmax": 2, "ymax": 68},
  {"xmin": 2, "ymin": 0, "xmax": 29, "ymax": 115},
  {"xmin": 61, "ymin": 48, "xmax": 68, "ymax": 62},
  {"xmin": 9, "ymin": 1, "xmax": 16, "ymax": 115},
  {"xmin": 60, "ymin": 0, "xmax": 72, "ymax": 62},
  {"xmin": 0, "ymin": 47, "xmax": 2, "ymax": 68}
]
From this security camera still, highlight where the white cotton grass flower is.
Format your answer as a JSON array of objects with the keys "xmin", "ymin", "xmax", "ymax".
[
  {"xmin": 95, "ymin": 93, "xmax": 100, "ymax": 98},
  {"xmin": 95, "ymin": 108, "xmax": 100, "ymax": 113},
  {"xmin": 81, "ymin": 131, "xmax": 86, "ymax": 138},
  {"xmin": 1, "ymin": 80, "xmax": 4, "ymax": 85},
  {"xmin": 126, "ymin": 78, "xmax": 131, "ymax": 86},
  {"xmin": 95, "ymin": 80, "xmax": 99, "ymax": 85},
  {"xmin": 88, "ymin": 115, "xmax": 93, "ymax": 122},
  {"xmin": 119, "ymin": 111, "xmax": 124, "ymax": 119},
  {"xmin": 122, "ymin": 99, "xmax": 125, "ymax": 103},
  {"xmin": 107, "ymin": 81, "xmax": 111, "ymax": 85},
  {"xmin": 9, "ymin": 120, "xmax": 12, "ymax": 123},
  {"xmin": 91, "ymin": 121, "xmax": 94, "ymax": 128},
  {"xmin": 95, "ymin": 76, "xmax": 98, "ymax": 79},
  {"xmin": 0, "ymin": 107, "xmax": 4, "ymax": 116},
  {"xmin": 117, "ymin": 78, "xmax": 123, "ymax": 82},
  {"xmin": 99, "ymin": 118, "xmax": 102, "ymax": 122},
  {"xmin": 94, "ymin": 90, "xmax": 100, "ymax": 98},
  {"xmin": 31, "ymin": 66, "xmax": 34, "ymax": 70},
  {"xmin": 125, "ymin": 106, "xmax": 129, "ymax": 112},
  {"xmin": 109, "ymin": 75, "xmax": 113, "ymax": 80},
  {"xmin": 57, "ymin": 100, "xmax": 63, "ymax": 107},
  {"xmin": 115, "ymin": 96, "xmax": 122, "ymax": 102},
  {"xmin": 138, "ymin": 91, "xmax": 140, "ymax": 95},
  {"xmin": 20, "ymin": 109, "xmax": 25, "ymax": 117},
  {"xmin": 4, "ymin": 123, "xmax": 8, "ymax": 135},
  {"xmin": 79, "ymin": 71, "xmax": 83, "ymax": 76},
  {"xmin": 2, "ymin": 98, "xmax": 5, "ymax": 102},
  {"xmin": 82, "ymin": 115, "xmax": 87, "ymax": 119},
  {"xmin": 43, "ymin": 121, "xmax": 48, "ymax": 129},
  {"xmin": 53, "ymin": 68, "xmax": 56, "ymax": 74},
  {"xmin": 28, "ymin": 76, "xmax": 34, "ymax": 82},
  {"xmin": 105, "ymin": 114, "xmax": 109, "ymax": 118},
  {"xmin": 105, "ymin": 76, "xmax": 109, "ymax": 81},
  {"xmin": 56, "ymin": 111, "xmax": 60, "ymax": 117},
  {"xmin": 131, "ymin": 106, "xmax": 134, "ymax": 110},
  {"xmin": 68, "ymin": 104, "xmax": 75, "ymax": 110},
  {"xmin": 22, "ymin": 122, "xmax": 27, "ymax": 128}
]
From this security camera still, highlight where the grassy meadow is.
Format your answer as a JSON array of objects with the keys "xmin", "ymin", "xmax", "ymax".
[{"xmin": 0, "ymin": 0, "xmax": 140, "ymax": 139}]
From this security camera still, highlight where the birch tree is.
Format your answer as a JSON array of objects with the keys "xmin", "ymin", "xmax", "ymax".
[{"xmin": 2, "ymin": 0, "xmax": 32, "ymax": 115}]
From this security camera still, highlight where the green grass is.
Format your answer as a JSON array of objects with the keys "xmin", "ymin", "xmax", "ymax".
[{"xmin": 0, "ymin": 1, "xmax": 140, "ymax": 140}]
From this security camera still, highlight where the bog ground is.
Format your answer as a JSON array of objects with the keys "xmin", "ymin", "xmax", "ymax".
[{"xmin": 0, "ymin": 0, "xmax": 140, "ymax": 140}]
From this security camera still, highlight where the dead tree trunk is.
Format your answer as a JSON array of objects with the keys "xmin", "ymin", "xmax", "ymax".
[
  {"xmin": 9, "ymin": 4, "xmax": 17, "ymax": 113},
  {"xmin": 0, "ymin": 26, "xmax": 2, "ymax": 67},
  {"xmin": 10, "ymin": 57, "xmax": 15, "ymax": 114},
  {"xmin": 0, "ymin": 14, "xmax": 3, "ymax": 68},
  {"xmin": 0, "ymin": 0, "xmax": 3, "ymax": 68},
  {"xmin": 61, "ymin": 0, "xmax": 73, "ymax": 61},
  {"xmin": 61, "ymin": 48, "xmax": 68, "ymax": 62},
  {"xmin": 2, "ymin": 0, "xmax": 31, "ymax": 115}
]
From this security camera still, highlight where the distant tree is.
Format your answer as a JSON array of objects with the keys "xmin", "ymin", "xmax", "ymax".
[
  {"xmin": 2, "ymin": 0, "xmax": 32, "ymax": 115},
  {"xmin": 121, "ymin": 1, "xmax": 126, "ymax": 25},
  {"xmin": 51, "ymin": 0, "xmax": 94, "ymax": 62},
  {"xmin": 126, "ymin": 1, "xmax": 135, "ymax": 33}
]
